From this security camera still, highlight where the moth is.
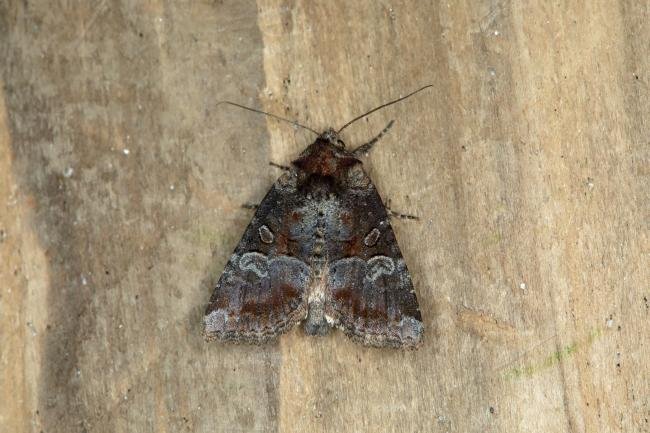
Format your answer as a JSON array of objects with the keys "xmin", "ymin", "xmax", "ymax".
[{"xmin": 204, "ymin": 86, "xmax": 430, "ymax": 348}]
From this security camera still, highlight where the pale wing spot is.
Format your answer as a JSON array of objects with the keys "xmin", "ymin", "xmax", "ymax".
[
  {"xmin": 239, "ymin": 252, "xmax": 269, "ymax": 277},
  {"xmin": 258, "ymin": 225, "xmax": 274, "ymax": 244},
  {"xmin": 363, "ymin": 228, "xmax": 381, "ymax": 246},
  {"xmin": 399, "ymin": 316, "xmax": 424, "ymax": 341},
  {"xmin": 366, "ymin": 255, "xmax": 395, "ymax": 281},
  {"xmin": 204, "ymin": 309, "xmax": 229, "ymax": 334}
]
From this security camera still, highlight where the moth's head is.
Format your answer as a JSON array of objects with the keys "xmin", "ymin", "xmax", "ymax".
[{"xmin": 318, "ymin": 128, "xmax": 346, "ymax": 149}]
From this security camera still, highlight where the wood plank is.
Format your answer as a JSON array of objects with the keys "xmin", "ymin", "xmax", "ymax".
[{"xmin": 1, "ymin": 1, "xmax": 647, "ymax": 432}]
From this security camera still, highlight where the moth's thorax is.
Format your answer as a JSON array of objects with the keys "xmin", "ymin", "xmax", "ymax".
[{"xmin": 292, "ymin": 131, "xmax": 360, "ymax": 179}]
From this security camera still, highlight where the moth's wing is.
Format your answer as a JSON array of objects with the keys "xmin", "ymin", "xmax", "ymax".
[
  {"xmin": 326, "ymin": 168, "xmax": 423, "ymax": 348},
  {"xmin": 204, "ymin": 171, "xmax": 310, "ymax": 343}
]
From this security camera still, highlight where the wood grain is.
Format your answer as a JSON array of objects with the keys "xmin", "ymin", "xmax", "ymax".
[{"xmin": 1, "ymin": 1, "xmax": 647, "ymax": 432}]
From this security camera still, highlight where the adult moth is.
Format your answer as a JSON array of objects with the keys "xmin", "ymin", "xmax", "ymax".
[{"xmin": 204, "ymin": 86, "xmax": 430, "ymax": 348}]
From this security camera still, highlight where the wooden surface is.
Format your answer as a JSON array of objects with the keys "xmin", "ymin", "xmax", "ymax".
[{"xmin": 1, "ymin": 1, "xmax": 648, "ymax": 432}]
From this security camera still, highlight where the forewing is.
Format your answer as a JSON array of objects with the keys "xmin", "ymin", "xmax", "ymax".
[
  {"xmin": 326, "ymin": 170, "xmax": 423, "ymax": 348},
  {"xmin": 204, "ymin": 171, "xmax": 310, "ymax": 343}
]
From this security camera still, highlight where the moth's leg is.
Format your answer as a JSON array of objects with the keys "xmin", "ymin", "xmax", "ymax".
[
  {"xmin": 352, "ymin": 120, "xmax": 395, "ymax": 157},
  {"xmin": 385, "ymin": 198, "xmax": 418, "ymax": 220},
  {"xmin": 269, "ymin": 161, "xmax": 290, "ymax": 171},
  {"xmin": 242, "ymin": 203, "xmax": 259, "ymax": 210},
  {"xmin": 389, "ymin": 210, "xmax": 418, "ymax": 220}
]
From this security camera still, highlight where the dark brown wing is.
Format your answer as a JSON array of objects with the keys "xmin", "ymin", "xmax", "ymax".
[
  {"xmin": 203, "ymin": 171, "xmax": 310, "ymax": 343},
  {"xmin": 325, "ymin": 169, "xmax": 423, "ymax": 348}
]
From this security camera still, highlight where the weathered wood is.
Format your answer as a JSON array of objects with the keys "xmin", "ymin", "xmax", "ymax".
[{"xmin": 1, "ymin": 1, "xmax": 647, "ymax": 432}]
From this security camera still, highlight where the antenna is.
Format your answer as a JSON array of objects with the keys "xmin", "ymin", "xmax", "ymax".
[
  {"xmin": 216, "ymin": 101, "xmax": 319, "ymax": 136},
  {"xmin": 337, "ymin": 85, "xmax": 433, "ymax": 133}
]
